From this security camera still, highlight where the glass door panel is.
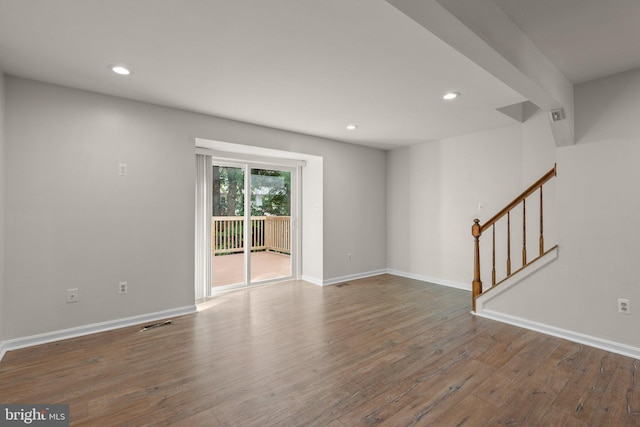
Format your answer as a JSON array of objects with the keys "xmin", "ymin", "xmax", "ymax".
[
  {"xmin": 211, "ymin": 164, "xmax": 245, "ymax": 288},
  {"xmin": 250, "ymin": 168, "xmax": 292, "ymax": 283}
]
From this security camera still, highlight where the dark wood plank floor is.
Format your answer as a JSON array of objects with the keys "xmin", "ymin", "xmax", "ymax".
[{"xmin": 1, "ymin": 274, "xmax": 639, "ymax": 426}]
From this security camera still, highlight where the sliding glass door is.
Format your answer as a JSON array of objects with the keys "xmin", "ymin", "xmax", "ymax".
[{"xmin": 210, "ymin": 161, "xmax": 295, "ymax": 292}]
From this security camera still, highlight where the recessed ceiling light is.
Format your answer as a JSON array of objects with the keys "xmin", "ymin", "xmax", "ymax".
[
  {"xmin": 111, "ymin": 65, "xmax": 131, "ymax": 76},
  {"xmin": 443, "ymin": 92, "xmax": 460, "ymax": 100},
  {"xmin": 346, "ymin": 124, "xmax": 358, "ymax": 130}
]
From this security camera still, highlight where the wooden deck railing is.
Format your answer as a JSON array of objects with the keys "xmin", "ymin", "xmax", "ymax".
[
  {"xmin": 471, "ymin": 165, "xmax": 557, "ymax": 311},
  {"xmin": 264, "ymin": 216, "xmax": 291, "ymax": 254},
  {"xmin": 212, "ymin": 216, "xmax": 291, "ymax": 255}
]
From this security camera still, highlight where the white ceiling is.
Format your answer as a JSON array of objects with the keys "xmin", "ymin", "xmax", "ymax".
[
  {"xmin": 0, "ymin": 1, "xmax": 638, "ymax": 149},
  {"xmin": 494, "ymin": 0, "xmax": 640, "ymax": 84}
]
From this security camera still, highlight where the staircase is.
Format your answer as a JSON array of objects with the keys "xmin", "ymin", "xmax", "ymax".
[{"xmin": 471, "ymin": 165, "xmax": 557, "ymax": 312}]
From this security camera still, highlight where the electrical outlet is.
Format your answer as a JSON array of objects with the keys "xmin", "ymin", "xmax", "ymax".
[
  {"xmin": 618, "ymin": 298, "xmax": 631, "ymax": 314},
  {"xmin": 118, "ymin": 163, "xmax": 128, "ymax": 176},
  {"xmin": 119, "ymin": 281, "xmax": 128, "ymax": 294},
  {"xmin": 347, "ymin": 253, "xmax": 352, "ymax": 261},
  {"xmin": 67, "ymin": 288, "xmax": 79, "ymax": 303}
]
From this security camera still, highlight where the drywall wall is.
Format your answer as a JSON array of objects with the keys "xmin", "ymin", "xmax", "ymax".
[
  {"xmin": 386, "ymin": 147, "xmax": 411, "ymax": 273},
  {"xmin": 482, "ymin": 68, "xmax": 640, "ymax": 348},
  {"xmin": 521, "ymin": 108, "xmax": 556, "ymax": 183},
  {"xmin": 4, "ymin": 77, "xmax": 386, "ymax": 340},
  {"xmin": 387, "ymin": 125, "xmax": 522, "ymax": 286},
  {"xmin": 300, "ymin": 157, "xmax": 323, "ymax": 282},
  {"xmin": 4, "ymin": 78, "xmax": 197, "ymax": 340},
  {"xmin": 521, "ymin": 107, "xmax": 559, "ymax": 246},
  {"xmin": 323, "ymin": 143, "xmax": 386, "ymax": 280},
  {"xmin": 0, "ymin": 71, "xmax": 5, "ymax": 344}
]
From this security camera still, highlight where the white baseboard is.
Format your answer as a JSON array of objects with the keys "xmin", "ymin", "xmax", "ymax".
[
  {"xmin": 0, "ymin": 305, "xmax": 197, "ymax": 362},
  {"xmin": 475, "ymin": 309, "xmax": 640, "ymax": 360},
  {"xmin": 386, "ymin": 269, "xmax": 471, "ymax": 291},
  {"xmin": 301, "ymin": 274, "xmax": 323, "ymax": 286},
  {"xmin": 321, "ymin": 269, "xmax": 387, "ymax": 286}
]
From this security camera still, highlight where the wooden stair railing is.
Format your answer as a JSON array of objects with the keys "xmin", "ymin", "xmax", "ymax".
[{"xmin": 471, "ymin": 165, "xmax": 557, "ymax": 312}]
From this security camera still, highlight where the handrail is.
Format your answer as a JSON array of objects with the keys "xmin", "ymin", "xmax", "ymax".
[
  {"xmin": 480, "ymin": 164, "xmax": 556, "ymax": 233},
  {"xmin": 471, "ymin": 164, "xmax": 557, "ymax": 312}
]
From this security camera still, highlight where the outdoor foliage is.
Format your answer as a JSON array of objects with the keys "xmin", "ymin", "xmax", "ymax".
[
  {"xmin": 213, "ymin": 166, "xmax": 290, "ymax": 217},
  {"xmin": 213, "ymin": 166, "xmax": 245, "ymax": 216},
  {"xmin": 251, "ymin": 168, "xmax": 290, "ymax": 216}
]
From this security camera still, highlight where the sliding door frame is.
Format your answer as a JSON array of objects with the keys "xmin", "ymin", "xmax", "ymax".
[{"xmin": 206, "ymin": 157, "xmax": 301, "ymax": 295}]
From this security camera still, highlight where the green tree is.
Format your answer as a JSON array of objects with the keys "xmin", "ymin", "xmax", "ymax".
[
  {"xmin": 213, "ymin": 166, "xmax": 244, "ymax": 216},
  {"xmin": 251, "ymin": 169, "xmax": 290, "ymax": 216},
  {"xmin": 213, "ymin": 167, "xmax": 290, "ymax": 217}
]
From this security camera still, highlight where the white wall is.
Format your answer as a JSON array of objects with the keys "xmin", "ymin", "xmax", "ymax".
[
  {"xmin": 387, "ymin": 125, "xmax": 523, "ymax": 286},
  {"xmin": 482, "ymin": 68, "xmax": 640, "ymax": 348},
  {"xmin": 521, "ymin": 108, "xmax": 559, "ymax": 246},
  {"xmin": 522, "ymin": 108, "xmax": 557, "ymax": 183},
  {"xmin": 324, "ymin": 143, "xmax": 386, "ymax": 280},
  {"xmin": 4, "ymin": 77, "xmax": 386, "ymax": 340},
  {"xmin": 0, "ymin": 71, "xmax": 5, "ymax": 344},
  {"xmin": 301, "ymin": 157, "xmax": 323, "ymax": 282},
  {"xmin": 386, "ymin": 147, "xmax": 410, "ymax": 273}
]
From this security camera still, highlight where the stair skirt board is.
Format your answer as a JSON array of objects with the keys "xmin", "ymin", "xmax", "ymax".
[{"xmin": 474, "ymin": 246, "xmax": 559, "ymax": 311}]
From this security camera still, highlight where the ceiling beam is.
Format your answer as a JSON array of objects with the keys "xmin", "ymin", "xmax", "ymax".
[{"xmin": 386, "ymin": 0, "xmax": 574, "ymax": 146}]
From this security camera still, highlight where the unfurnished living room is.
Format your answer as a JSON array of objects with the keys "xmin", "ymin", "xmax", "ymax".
[{"xmin": 1, "ymin": 1, "xmax": 640, "ymax": 426}]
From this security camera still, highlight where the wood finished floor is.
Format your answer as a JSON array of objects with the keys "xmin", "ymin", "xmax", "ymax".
[{"xmin": 1, "ymin": 274, "xmax": 639, "ymax": 426}]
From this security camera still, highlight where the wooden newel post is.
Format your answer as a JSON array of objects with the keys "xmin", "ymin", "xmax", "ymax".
[{"xmin": 472, "ymin": 219, "xmax": 482, "ymax": 312}]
